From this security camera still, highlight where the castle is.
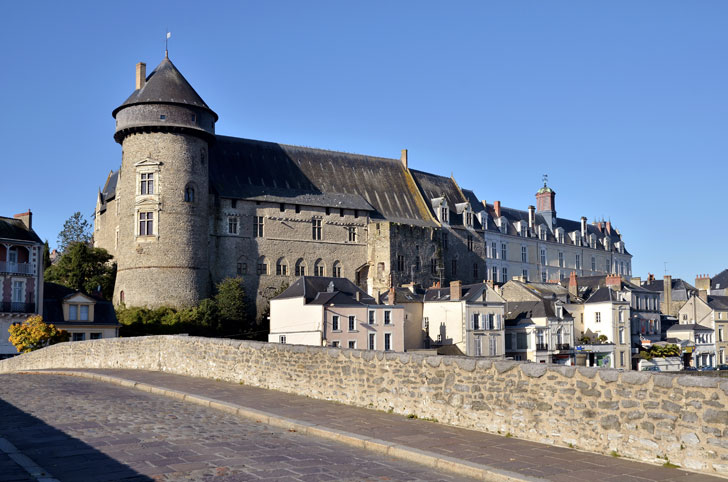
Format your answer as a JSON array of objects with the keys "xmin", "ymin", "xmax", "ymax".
[{"xmin": 94, "ymin": 55, "xmax": 632, "ymax": 316}]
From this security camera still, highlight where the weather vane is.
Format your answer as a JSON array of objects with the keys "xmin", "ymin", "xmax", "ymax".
[
  {"xmin": 542, "ymin": 174, "xmax": 548, "ymax": 186},
  {"xmin": 165, "ymin": 29, "xmax": 171, "ymax": 58}
]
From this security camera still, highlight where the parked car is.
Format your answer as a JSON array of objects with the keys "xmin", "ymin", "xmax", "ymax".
[
  {"xmin": 683, "ymin": 367, "xmax": 698, "ymax": 372},
  {"xmin": 699, "ymin": 366, "xmax": 716, "ymax": 371},
  {"xmin": 717, "ymin": 364, "xmax": 728, "ymax": 371},
  {"xmin": 641, "ymin": 366, "xmax": 660, "ymax": 372}
]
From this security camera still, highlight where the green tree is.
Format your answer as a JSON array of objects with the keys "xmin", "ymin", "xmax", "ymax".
[
  {"xmin": 57, "ymin": 211, "xmax": 92, "ymax": 253},
  {"xmin": 45, "ymin": 243, "xmax": 116, "ymax": 299},
  {"xmin": 8, "ymin": 315, "xmax": 70, "ymax": 353},
  {"xmin": 42, "ymin": 240, "xmax": 52, "ymax": 270},
  {"xmin": 215, "ymin": 277, "xmax": 248, "ymax": 334}
]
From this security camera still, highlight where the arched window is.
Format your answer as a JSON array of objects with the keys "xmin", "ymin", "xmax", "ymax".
[
  {"xmin": 276, "ymin": 257, "xmax": 288, "ymax": 276},
  {"xmin": 257, "ymin": 256, "xmax": 269, "ymax": 275},
  {"xmin": 332, "ymin": 261, "xmax": 342, "ymax": 278},
  {"xmin": 119, "ymin": 290, "xmax": 125, "ymax": 305},
  {"xmin": 184, "ymin": 185, "xmax": 195, "ymax": 203},
  {"xmin": 314, "ymin": 259, "xmax": 325, "ymax": 277},
  {"xmin": 295, "ymin": 258, "xmax": 307, "ymax": 277}
]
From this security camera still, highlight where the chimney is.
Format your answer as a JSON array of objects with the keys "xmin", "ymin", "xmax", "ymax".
[
  {"xmin": 355, "ymin": 291, "xmax": 361, "ymax": 302},
  {"xmin": 136, "ymin": 62, "xmax": 147, "ymax": 90},
  {"xmin": 580, "ymin": 217, "xmax": 587, "ymax": 239},
  {"xmin": 606, "ymin": 274, "xmax": 621, "ymax": 290},
  {"xmin": 568, "ymin": 271, "xmax": 578, "ymax": 298},
  {"xmin": 486, "ymin": 279, "xmax": 494, "ymax": 289},
  {"xmin": 596, "ymin": 222, "xmax": 603, "ymax": 233},
  {"xmin": 663, "ymin": 275, "xmax": 672, "ymax": 316},
  {"xmin": 400, "ymin": 149, "xmax": 408, "ymax": 169},
  {"xmin": 605, "ymin": 221, "xmax": 611, "ymax": 235},
  {"xmin": 13, "ymin": 210, "xmax": 32, "ymax": 230},
  {"xmin": 695, "ymin": 274, "xmax": 711, "ymax": 292},
  {"xmin": 528, "ymin": 205, "xmax": 535, "ymax": 230},
  {"xmin": 630, "ymin": 277, "xmax": 642, "ymax": 286},
  {"xmin": 450, "ymin": 280, "xmax": 461, "ymax": 301},
  {"xmin": 647, "ymin": 273, "xmax": 655, "ymax": 283},
  {"xmin": 494, "ymin": 201, "xmax": 501, "ymax": 218},
  {"xmin": 387, "ymin": 286, "xmax": 395, "ymax": 305},
  {"xmin": 698, "ymin": 290, "xmax": 708, "ymax": 302}
]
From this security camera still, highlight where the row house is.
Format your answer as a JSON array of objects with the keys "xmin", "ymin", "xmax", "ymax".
[
  {"xmin": 639, "ymin": 274, "xmax": 697, "ymax": 318},
  {"xmin": 501, "ymin": 279, "xmax": 575, "ymax": 364},
  {"xmin": 268, "ymin": 276, "xmax": 405, "ymax": 351},
  {"xmin": 42, "ymin": 282, "xmax": 120, "ymax": 341},
  {"xmin": 0, "ymin": 211, "xmax": 43, "ymax": 358},
  {"xmin": 422, "ymin": 281, "xmax": 506, "ymax": 357},
  {"xmin": 672, "ymin": 293, "xmax": 728, "ymax": 368},
  {"xmin": 693, "ymin": 270, "xmax": 728, "ymax": 297},
  {"xmin": 481, "ymin": 181, "xmax": 632, "ymax": 285}
]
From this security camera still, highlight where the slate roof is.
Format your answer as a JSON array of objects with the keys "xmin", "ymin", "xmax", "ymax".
[
  {"xmin": 98, "ymin": 170, "xmax": 119, "ymax": 213},
  {"xmin": 210, "ymin": 136, "xmax": 435, "ymax": 226},
  {"xmin": 274, "ymin": 276, "xmax": 376, "ymax": 305},
  {"xmin": 409, "ymin": 170, "xmax": 476, "ymax": 228},
  {"xmin": 708, "ymin": 295, "xmax": 728, "ymax": 311},
  {"xmin": 380, "ymin": 286, "xmax": 425, "ymax": 304},
  {"xmin": 504, "ymin": 300, "xmax": 550, "ymax": 324},
  {"xmin": 42, "ymin": 282, "xmax": 119, "ymax": 327},
  {"xmin": 712, "ymin": 270, "xmax": 728, "ymax": 291},
  {"xmin": 666, "ymin": 323, "xmax": 713, "ymax": 333},
  {"xmin": 0, "ymin": 216, "xmax": 42, "ymax": 244},
  {"xmin": 423, "ymin": 283, "xmax": 492, "ymax": 303},
  {"xmin": 113, "ymin": 57, "xmax": 217, "ymax": 119},
  {"xmin": 585, "ymin": 287, "xmax": 621, "ymax": 304}
]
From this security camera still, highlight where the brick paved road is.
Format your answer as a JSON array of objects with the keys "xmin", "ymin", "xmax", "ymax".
[{"xmin": 0, "ymin": 374, "xmax": 468, "ymax": 481}]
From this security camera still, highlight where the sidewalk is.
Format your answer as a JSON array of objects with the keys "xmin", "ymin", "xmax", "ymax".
[{"xmin": 28, "ymin": 369, "xmax": 722, "ymax": 482}]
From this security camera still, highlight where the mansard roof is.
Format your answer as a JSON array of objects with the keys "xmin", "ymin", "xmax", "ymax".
[
  {"xmin": 274, "ymin": 276, "xmax": 376, "ymax": 305},
  {"xmin": 210, "ymin": 136, "xmax": 436, "ymax": 226},
  {"xmin": 642, "ymin": 278, "xmax": 697, "ymax": 301},
  {"xmin": 42, "ymin": 282, "xmax": 119, "ymax": 326},
  {"xmin": 712, "ymin": 269, "xmax": 728, "ymax": 291},
  {"xmin": 113, "ymin": 57, "xmax": 217, "ymax": 119},
  {"xmin": 707, "ymin": 295, "xmax": 728, "ymax": 311},
  {"xmin": 0, "ymin": 216, "xmax": 42, "ymax": 244}
]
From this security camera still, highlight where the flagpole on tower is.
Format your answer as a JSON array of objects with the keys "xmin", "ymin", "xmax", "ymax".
[{"xmin": 165, "ymin": 29, "xmax": 171, "ymax": 58}]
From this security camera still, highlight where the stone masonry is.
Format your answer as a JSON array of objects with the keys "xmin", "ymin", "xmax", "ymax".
[{"xmin": 1, "ymin": 336, "xmax": 727, "ymax": 476}]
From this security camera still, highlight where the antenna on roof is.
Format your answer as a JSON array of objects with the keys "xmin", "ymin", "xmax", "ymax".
[
  {"xmin": 542, "ymin": 174, "xmax": 548, "ymax": 186},
  {"xmin": 165, "ymin": 29, "xmax": 171, "ymax": 58}
]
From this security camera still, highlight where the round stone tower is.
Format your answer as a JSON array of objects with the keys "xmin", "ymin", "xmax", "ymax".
[{"xmin": 111, "ymin": 55, "xmax": 217, "ymax": 308}]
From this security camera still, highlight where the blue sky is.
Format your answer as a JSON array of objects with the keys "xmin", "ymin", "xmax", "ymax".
[{"xmin": 1, "ymin": 1, "xmax": 726, "ymax": 282}]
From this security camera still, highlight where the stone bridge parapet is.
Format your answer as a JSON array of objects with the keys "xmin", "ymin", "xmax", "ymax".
[{"xmin": 1, "ymin": 336, "xmax": 727, "ymax": 476}]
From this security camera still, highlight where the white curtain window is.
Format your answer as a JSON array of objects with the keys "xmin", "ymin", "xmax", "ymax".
[
  {"xmin": 80, "ymin": 305, "xmax": 89, "ymax": 321},
  {"xmin": 12, "ymin": 281, "xmax": 24, "ymax": 302},
  {"xmin": 69, "ymin": 305, "xmax": 78, "ymax": 320}
]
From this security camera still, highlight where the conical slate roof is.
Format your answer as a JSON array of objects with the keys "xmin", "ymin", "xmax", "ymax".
[{"xmin": 112, "ymin": 56, "xmax": 217, "ymax": 120}]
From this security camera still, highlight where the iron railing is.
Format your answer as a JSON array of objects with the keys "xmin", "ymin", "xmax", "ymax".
[
  {"xmin": 0, "ymin": 262, "xmax": 33, "ymax": 275},
  {"xmin": 0, "ymin": 302, "xmax": 35, "ymax": 313},
  {"xmin": 536, "ymin": 343, "xmax": 549, "ymax": 351}
]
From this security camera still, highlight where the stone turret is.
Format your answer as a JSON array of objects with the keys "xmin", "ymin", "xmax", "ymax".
[{"xmin": 111, "ymin": 55, "xmax": 217, "ymax": 308}]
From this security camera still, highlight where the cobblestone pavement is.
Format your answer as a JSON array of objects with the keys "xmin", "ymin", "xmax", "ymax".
[
  {"xmin": 0, "ymin": 374, "xmax": 467, "ymax": 481},
  {"xmin": 57, "ymin": 369, "xmax": 725, "ymax": 482}
]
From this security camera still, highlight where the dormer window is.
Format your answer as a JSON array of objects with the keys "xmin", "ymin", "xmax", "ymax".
[
  {"xmin": 69, "ymin": 304, "xmax": 89, "ymax": 321},
  {"xmin": 604, "ymin": 238, "xmax": 611, "ymax": 251},
  {"xmin": 590, "ymin": 234, "xmax": 597, "ymax": 249},
  {"xmin": 519, "ymin": 223, "xmax": 526, "ymax": 237},
  {"xmin": 440, "ymin": 206, "xmax": 449, "ymax": 224},
  {"xmin": 539, "ymin": 225, "xmax": 547, "ymax": 240},
  {"xmin": 499, "ymin": 218, "xmax": 507, "ymax": 234},
  {"xmin": 556, "ymin": 228, "xmax": 564, "ymax": 244},
  {"xmin": 64, "ymin": 293, "xmax": 96, "ymax": 322},
  {"xmin": 573, "ymin": 232, "xmax": 581, "ymax": 246},
  {"xmin": 465, "ymin": 211, "xmax": 473, "ymax": 227}
]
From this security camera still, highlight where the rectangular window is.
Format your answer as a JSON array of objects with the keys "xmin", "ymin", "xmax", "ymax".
[
  {"xmin": 619, "ymin": 327, "xmax": 625, "ymax": 344},
  {"xmin": 80, "ymin": 305, "xmax": 89, "ymax": 321},
  {"xmin": 397, "ymin": 255, "xmax": 405, "ymax": 272},
  {"xmin": 491, "ymin": 266, "xmax": 497, "ymax": 282},
  {"xmin": 501, "ymin": 243, "xmax": 507, "ymax": 261},
  {"xmin": 491, "ymin": 241, "xmax": 497, "ymax": 259},
  {"xmin": 90, "ymin": 333, "xmax": 102, "ymax": 340},
  {"xmin": 540, "ymin": 249, "xmax": 546, "ymax": 266},
  {"xmin": 253, "ymin": 216, "xmax": 264, "ymax": 238},
  {"xmin": 541, "ymin": 271, "xmax": 547, "ymax": 282},
  {"xmin": 368, "ymin": 310, "xmax": 375, "ymax": 325},
  {"xmin": 312, "ymin": 219, "xmax": 322, "ymax": 240},
  {"xmin": 521, "ymin": 246, "xmax": 527, "ymax": 262},
  {"xmin": 228, "ymin": 216, "xmax": 238, "ymax": 235},
  {"xmin": 69, "ymin": 305, "xmax": 77, "ymax": 321},
  {"xmin": 140, "ymin": 172, "xmax": 154, "ymax": 195},
  {"xmin": 442, "ymin": 232, "xmax": 448, "ymax": 250},
  {"xmin": 139, "ymin": 211, "xmax": 153, "ymax": 236},
  {"xmin": 257, "ymin": 262, "xmax": 268, "ymax": 275},
  {"xmin": 595, "ymin": 312, "xmax": 601, "ymax": 323},
  {"xmin": 473, "ymin": 313, "xmax": 480, "ymax": 330},
  {"xmin": 340, "ymin": 208, "xmax": 345, "ymax": 217},
  {"xmin": 276, "ymin": 262, "xmax": 287, "ymax": 276},
  {"xmin": 719, "ymin": 327, "xmax": 723, "ymax": 342},
  {"xmin": 431, "ymin": 258, "xmax": 437, "ymax": 275},
  {"xmin": 295, "ymin": 204, "xmax": 301, "ymax": 213},
  {"xmin": 369, "ymin": 333, "xmax": 375, "ymax": 350},
  {"xmin": 591, "ymin": 256, "xmax": 596, "ymax": 271},
  {"xmin": 348, "ymin": 316, "xmax": 356, "ymax": 331},
  {"xmin": 516, "ymin": 332, "xmax": 528, "ymax": 349},
  {"xmin": 348, "ymin": 227, "xmax": 357, "ymax": 242},
  {"xmin": 620, "ymin": 351, "xmax": 625, "ymax": 367},
  {"xmin": 384, "ymin": 333, "xmax": 392, "ymax": 351},
  {"xmin": 467, "ymin": 234, "xmax": 473, "ymax": 252},
  {"xmin": 332, "ymin": 315, "xmax": 340, "ymax": 331},
  {"xmin": 279, "ymin": 335, "xmax": 286, "ymax": 344},
  {"xmin": 501, "ymin": 267, "xmax": 507, "ymax": 282},
  {"xmin": 558, "ymin": 252, "xmax": 564, "ymax": 268},
  {"xmin": 280, "ymin": 203, "xmax": 285, "ymax": 212},
  {"xmin": 348, "ymin": 340, "xmax": 356, "ymax": 349},
  {"xmin": 231, "ymin": 199, "xmax": 237, "ymax": 208},
  {"xmin": 237, "ymin": 263, "xmax": 247, "ymax": 275},
  {"xmin": 522, "ymin": 269, "xmax": 528, "ymax": 281},
  {"xmin": 576, "ymin": 254, "xmax": 581, "ymax": 270},
  {"xmin": 605, "ymin": 259, "xmax": 611, "ymax": 273},
  {"xmin": 384, "ymin": 311, "xmax": 391, "ymax": 325},
  {"xmin": 72, "ymin": 333, "xmax": 85, "ymax": 342},
  {"xmin": 331, "ymin": 341, "xmax": 340, "ymax": 347}
]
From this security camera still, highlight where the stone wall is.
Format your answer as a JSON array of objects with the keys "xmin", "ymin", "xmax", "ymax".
[{"xmin": 2, "ymin": 336, "xmax": 727, "ymax": 476}]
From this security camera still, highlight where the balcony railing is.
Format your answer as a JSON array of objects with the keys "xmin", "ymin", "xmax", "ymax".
[
  {"xmin": 0, "ymin": 262, "xmax": 33, "ymax": 275},
  {"xmin": 536, "ymin": 343, "xmax": 549, "ymax": 351},
  {"xmin": 0, "ymin": 302, "xmax": 35, "ymax": 314},
  {"xmin": 556, "ymin": 343, "xmax": 570, "ymax": 351}
]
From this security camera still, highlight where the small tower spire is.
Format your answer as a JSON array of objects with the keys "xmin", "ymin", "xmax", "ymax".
[{"xmin": 165, "ymin": 30, "xmax": 171, "ymax": 58}]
